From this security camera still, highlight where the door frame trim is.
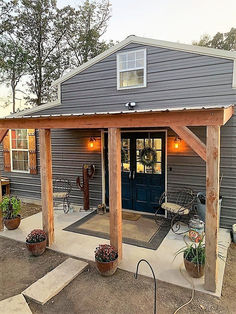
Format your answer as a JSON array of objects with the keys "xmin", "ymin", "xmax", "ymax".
[{"xmin": 101, "ymin": 129, "xmax": 167, "ymax": 216}]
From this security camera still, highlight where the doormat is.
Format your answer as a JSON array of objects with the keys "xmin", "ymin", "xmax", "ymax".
[
  {"xmin": 122, "ymin": 212, "xmax": 141, "ymax": 221},
  {"xmin": 64, "ymin": 212, "xmax": 170, "ymax": 250}
]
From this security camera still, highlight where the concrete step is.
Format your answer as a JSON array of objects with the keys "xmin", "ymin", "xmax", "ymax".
[
  {"xmin": 0, "ymin": 294, "xmax": 32, "ymax": 314},
  {"xmin": 22, "ymin": 258, "xmax": 88, "ymax": 305}
]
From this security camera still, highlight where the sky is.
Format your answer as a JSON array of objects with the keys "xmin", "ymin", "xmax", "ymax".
[{"xmin": 1, "ymin": 0, "xmax": 236, "ymax": 116}]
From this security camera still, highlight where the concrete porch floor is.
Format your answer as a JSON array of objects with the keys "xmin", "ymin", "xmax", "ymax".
[{"xmin": 0, "ymin": 210, "xmax": 231, "ymax": 297}]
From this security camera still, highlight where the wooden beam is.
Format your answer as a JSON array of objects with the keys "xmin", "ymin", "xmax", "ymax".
[
  {"xmin": 108, "ymin": 128, "xmax": 122, "ymax": 262},
  {"xmin": 204, "ymin": 125, "xmax": 220, "ymax": 292},
  {"xmin": 170, "ymin": 126, "xmax": 206, "ymax": 161},
  {"xmin": 0, "ymin": 129, "xmax": 8, "ymax": 143},
  {"xmin": 0, "ymin": 108, "xmax": 233, "ymax": 129},
  {"xmin": 39, "ymin": 129, "xmax": 54, "ymax": 246},
  {"xmin": 223, "ymin": 105, "xmax": 234, "ymax": 124}
]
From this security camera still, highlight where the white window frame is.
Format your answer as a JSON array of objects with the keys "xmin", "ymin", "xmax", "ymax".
[
  {"xmin": 10, "ymin": 129, "xmax": 30, "ymax": 173},
  {"xmin": 117, "ymin": 48, "xmax": 147, "ymax": 90}
]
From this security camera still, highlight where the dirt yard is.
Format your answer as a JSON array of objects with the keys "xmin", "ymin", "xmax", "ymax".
[{"xmin": 0, "ymin": 236, "xmax": 235, "ymax": 314}]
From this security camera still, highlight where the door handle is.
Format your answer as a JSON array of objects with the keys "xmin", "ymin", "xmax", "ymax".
[
  {"xmin": 129, "ymin": 171, "xmax": 132, "ymax": 180},
  {"xmin": 132, "ymin": 170, "xmax": 135, "ymax": 180}
]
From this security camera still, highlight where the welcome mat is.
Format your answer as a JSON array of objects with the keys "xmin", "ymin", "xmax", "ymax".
[{"xmin": 64, "ymin": 212, "xmax": 170, "ymax": 250}]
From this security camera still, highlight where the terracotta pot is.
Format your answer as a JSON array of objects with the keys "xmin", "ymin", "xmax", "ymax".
[
  {"xmin": 4, "ymin": 215, "xmax": 21, "ymax": 230},
  {"xmin": 95, "ymin": 257, "xmax": 118, "ymax": 276},
  {"xmin": 26, "ymin": 239, "xmax": 47, "ymax": 256},
  {"xmin": 184, "ymin": 258, "xmax": 205, "ymax": 278}
]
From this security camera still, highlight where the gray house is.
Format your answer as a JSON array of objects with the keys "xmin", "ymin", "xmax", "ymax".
[{"xmin": 0, "ymin": 35, "xmax": 235, "ymax": 292}]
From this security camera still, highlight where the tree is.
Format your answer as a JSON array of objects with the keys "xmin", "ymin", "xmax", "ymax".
[
  {"xmin": 0, "ymin": 37, "xmax": 28, "ymax": 113},
  {"xmin": 0, "ymin": 0, "xmax": 18, "ymax": 35},
  {"xmin": 0, "ymin": 0, "xmax": 113, "ymax": 107},
  {"xmin": 62, "ymin": 0, "xmax": 113, "ymax": 68},
  {"xmin": 193, "ymin": 28, "xmax": 236, "ymax": 51}
]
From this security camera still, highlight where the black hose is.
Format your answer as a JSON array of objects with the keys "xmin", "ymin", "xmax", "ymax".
[{"xmin": 134, "ymin": 259, "xmax": 157, "ymax": 314}]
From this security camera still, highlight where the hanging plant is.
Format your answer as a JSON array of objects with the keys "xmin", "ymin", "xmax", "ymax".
[
  {"xmin": 140, "ymin": 147, "xmax": 157, "ymax": 167},
  {"xmin": 121, "ymin": 148, "xmax": 128, "ymax": 163}
]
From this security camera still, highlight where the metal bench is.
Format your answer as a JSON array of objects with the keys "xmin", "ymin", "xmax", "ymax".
[
  {"xmin": 156, "ymin": 188, "xmax": 195, "ymax": 234},
  {"xmin": 53, "ymin": 178, "xmax": 72, "ymax": 214}
]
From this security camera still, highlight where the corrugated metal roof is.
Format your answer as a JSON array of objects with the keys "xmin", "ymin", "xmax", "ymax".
[{"xmin": 4, "ymin": 104, "xmax": 234, "ymax": 119}]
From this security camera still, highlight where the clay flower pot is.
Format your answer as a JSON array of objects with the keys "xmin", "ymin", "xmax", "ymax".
[
  {"xmin": 4, "ymin": 215, "xmax": 21, "ymax": 230},
  {"xmin": 26, "ymin": 239, "xmax": 47, "ymax": 256},
  {"xmin": 184, "ymin": 258, "xmax": 205, "ymax": 278},
  {"xmin": 95, "ymin": 257, "xmax": 118, "ymax": 276}
]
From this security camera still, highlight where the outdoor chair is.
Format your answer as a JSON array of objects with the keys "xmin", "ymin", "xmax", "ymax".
[
  {"xmin": 53, "ymin": 178, "xmax": 72, "ymax": 214},
  {"xmin": 156, "ymin": 188, "xmax": 195, "ymax": 234}
]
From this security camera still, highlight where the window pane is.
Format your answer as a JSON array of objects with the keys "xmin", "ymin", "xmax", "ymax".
[
  {"xmin": 154, "ymin": 163, "xmax": 162, "ymax": 174},
  {"xmin": 120, "ymin": 69, "xmax": 144, "ymax": 88},
  {"xmin": 128, "ymin": 60, "xmax": 135, "ymax": 68},
  {"xmin": 123, "ymin": 163, "xmax": 130, "ymax": 172},
  {"xmin": 154, "ymin": 138, "xmax": 162, "ymax": 150},
  {"xmin": 136, "ymin": 139, "xmax": 144, "ymax": 149},
  {"xmin": 119, "ymin": 61, "xmax": 127, "ymax": 70},
  {"xmin": 121, "ymin": 139, "xmax": 130, "ymax": 172},
  {"xmin": 12, "ymin": 150, "xmax": 29, "ymax": 171},
  {"xmin": 137, "ymin": 162, "xmax": 144, "ymax": 173},
  {"xmin": 136, "ymin": 51, "xmax": 144, "ymax": 59},
  {"xmin": 136, "ymin": 59, "xmax": 144, "ymax": 67},
  {"xmin": 145, "ymin": 138, "xmax": 152, "ymax": 148},
  {"xmin": 119, "ymin": 54, "xmax": 126, "ymax": 62},
  {"xmin": 156, "ymin": 151, "xmax": 162, "ymax": 162},
  {"xmin": 127, "ymin": 52, "xmax": 135, "ymax": 61},
  {"xmin": 145, "ymin": 166, "xmax": 152, "ymax": 174}
]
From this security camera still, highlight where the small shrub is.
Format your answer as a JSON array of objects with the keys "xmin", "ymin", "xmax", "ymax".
[
  {"xmin": 0, "ymin": 196, "xmax": 21, "ymax": 219},
  {"xmin": 26, "ymin": 229, "xmax": 47, "ymax": 243},
  {"xmin": 95, "ymin": 244, "xmax": 118, "ymax": 262},
  {"xmin": 175, "ymin": 239, "xmax": 205, "ymax": 265}
]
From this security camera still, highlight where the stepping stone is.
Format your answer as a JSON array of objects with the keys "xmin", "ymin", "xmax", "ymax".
[
  {"xmin": 0, "ymin": 294, "xmax": 32, "ymax": 314},
  {"xmin": 22, "ymin": 258, "xmax": 88, "ymax": 305}
]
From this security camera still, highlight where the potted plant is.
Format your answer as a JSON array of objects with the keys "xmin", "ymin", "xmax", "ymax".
[
  {"xmin": 176, "ymin": 239, "xmax": 205, "ymax": 278},
  {"xmin": 0, "ymin": 196, "xmax": 21, "ymax": 230},
  {"xmin": 95, "ymin": 244, "xmax": 118, "ymax": 276},
  {"xmin": 26, "ymin": 229, "xmax": 47, "ymax": 256}
]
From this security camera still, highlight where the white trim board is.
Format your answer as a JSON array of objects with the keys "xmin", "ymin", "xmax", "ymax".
[{"xmin": 52, "ymin": 35, "xmax": 236, "ymax": 87}]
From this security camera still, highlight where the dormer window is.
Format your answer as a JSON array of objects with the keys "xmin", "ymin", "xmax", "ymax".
[{"xmin": 117, "ymin": 49, "xmax": 146, "ymax": 90}]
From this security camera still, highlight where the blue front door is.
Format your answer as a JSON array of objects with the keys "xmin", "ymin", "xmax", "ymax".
[{"xmin": 105, "ymin": 132, "xmax": 166, "ymax": 214}]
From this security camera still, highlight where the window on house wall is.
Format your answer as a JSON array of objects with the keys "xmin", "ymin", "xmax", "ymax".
[
  {"xmin": 10, "ymin": 129, "xmax": 29, "ymax": 172},
  {"xmin": 117, "ymin": 49, "xmax": 146, "ymax": 90}
]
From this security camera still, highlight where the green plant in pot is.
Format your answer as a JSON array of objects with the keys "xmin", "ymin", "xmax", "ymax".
[
  {"xmin": 0, "ymin": 196, "xmax": 21, "ymax": 230},
  {"xmin": 95, "ymin": 244, "xmax": 118, "ymax": 276},
  {"xmin": 176, "ymin": 239, "xmax": 205, "ymax": 278},
  {"xmin": 26, "ymin": 229, "xmax": 47, "ymax": 256}
]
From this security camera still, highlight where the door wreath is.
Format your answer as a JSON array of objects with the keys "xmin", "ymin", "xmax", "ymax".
[{"xmin": 140, "ymin": 147, "xmax": 157, "ymax": 167}]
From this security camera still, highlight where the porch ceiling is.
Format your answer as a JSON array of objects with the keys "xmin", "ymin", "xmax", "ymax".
[{"xmin": 0, "ymin": 106, "xmax": 234, "ymax": 130}]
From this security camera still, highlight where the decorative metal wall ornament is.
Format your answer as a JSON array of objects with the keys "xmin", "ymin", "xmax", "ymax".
[
  {"xmin": 76, "ymin": 164, "xmax": 95, "ymax": 210},
  {"xmin": 140, "ymin": 147, "xmax": 157, "ymax": 167}
]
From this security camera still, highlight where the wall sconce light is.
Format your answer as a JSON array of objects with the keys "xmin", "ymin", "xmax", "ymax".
[
  {"xmin": 174, "ymin": 137, "xmax": 181, "ymax": 149},
  {"xmin": 89, "ymin": 137, "xmax": 96, "ymax": 148}
]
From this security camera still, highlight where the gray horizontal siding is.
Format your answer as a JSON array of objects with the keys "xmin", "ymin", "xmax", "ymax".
[
  {"xmin": 34, "ymin": 43, "xmax": 236, "ymax": 116},
  {"xmin": 0, "ymin": 129, "xmax": 102, "ymax": 207}
]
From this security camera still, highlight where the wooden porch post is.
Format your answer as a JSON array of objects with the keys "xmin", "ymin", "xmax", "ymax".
[
  {"xmin": 204, "ymin": 125, "xmax": 220, "ymax": 292},
  {"xmin": 108, "ymin": 128, "xmax": 122, "ymax": 261},
  {"xmin": 39, "ymin": 129, "xmax": 54, "ymax": 246}
]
